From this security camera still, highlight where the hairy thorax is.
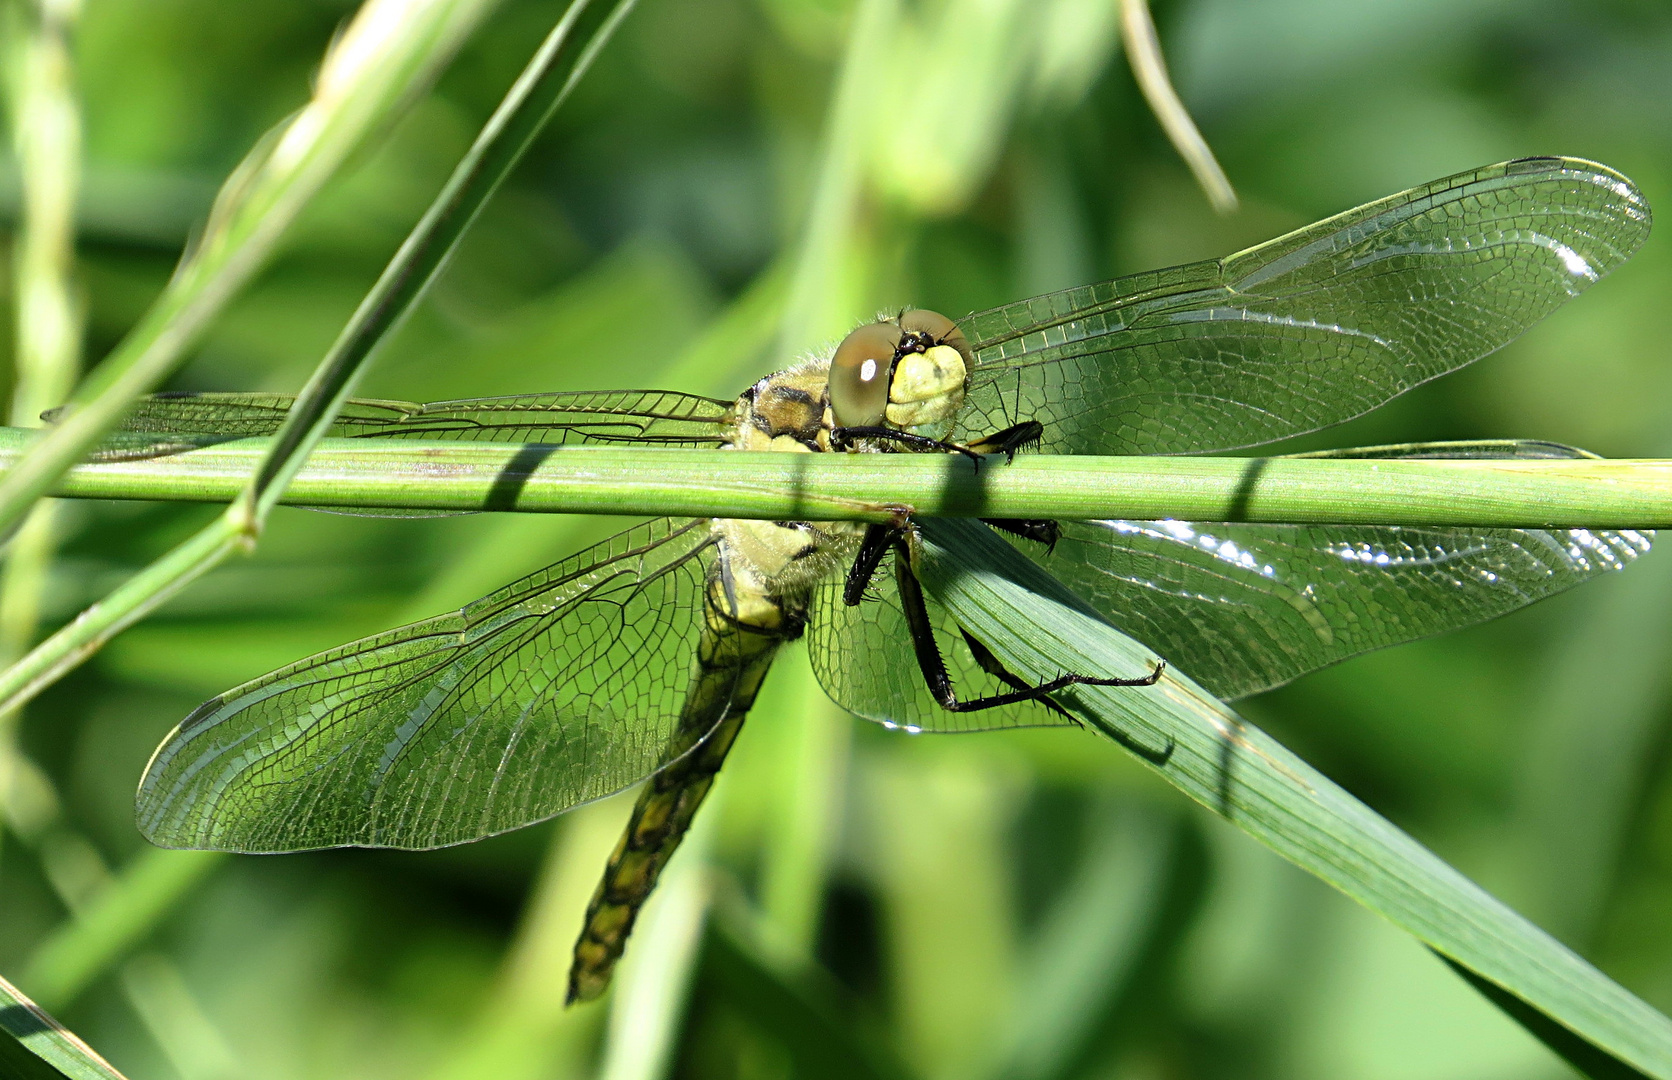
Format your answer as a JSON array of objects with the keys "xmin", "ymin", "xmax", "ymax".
[{"xmin": 710, "ymin": 313, "xmax": 973, "ymax": 634}]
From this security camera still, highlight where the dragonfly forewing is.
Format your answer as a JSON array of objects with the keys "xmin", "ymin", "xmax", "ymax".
[
  {"xmin": 952, "ymin": 158, "xmax": 1650, "ymax": 456},
  {"xmin": 87, "ymin": 388, "xmax": 734, "ymax": 452}
]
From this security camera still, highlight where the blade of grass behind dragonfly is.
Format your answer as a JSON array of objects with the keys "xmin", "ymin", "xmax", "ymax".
[
  {"xmin": 240, "ymin": 0, "xmax": 642, "ymax": 526},
  {"xmin": 914, "ymin": 517, "xmax": 1672, "ymax": 1080},
  {"xmin": 0, "ymin": 0, "xmax": 502, "ymax": 540},
  {"xmin": 21, "ymin": 849, "xmax": 225, "ymax": 1011},
  {"xmin": 0, "ymin": 0, "xmax": 641, "ymax": 721},
  {"xmin": 424, "ymin": 800, "xmax": 627, "ymax": 1080},
  {"xmin": 1, "ymin": 0, "xmax": 84, "ymax": 856},
  {"xmin": 1117, "ymin": 0, "xmax": 1237, "ymax": 213},
  {"xmin": 0, "ymin": 4, "xmax": 642, "ymax": 1036},
  {"xmin": 0, "ymin": 972, "xmax": 128, "ymax": 1080}
]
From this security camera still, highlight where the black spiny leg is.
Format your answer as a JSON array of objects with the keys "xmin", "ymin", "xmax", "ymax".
[
  {"xmin": 957, "ymin": 628, "xmax": 1077, "ymax": 723},
  {"xmin": 844, "ymin": 523, "xmax": 900, "ymax": 606},
  {"xmin": 963, "ymin": 421, "xmax": 1044, "ymax": 462},
  {"xmin": 982, "ymin": 518, "xmax": 1060, "ymax": 552},
  {"xmin": 890, "ymin": 533, "xmax": 1163, "ymax": 714},
  {"xmin": 830, "ymin": 426, "xmax": 985, "ymax": 466}
]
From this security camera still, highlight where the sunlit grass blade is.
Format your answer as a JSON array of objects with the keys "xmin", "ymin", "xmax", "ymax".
[
  {"xmin": 240, "ymin": 0, "xmax": 641, "ymax": 526},
  {"xmin": 1118, "ymin": 0, "xmax": 1236, "ymax": 213},
  {"xmin": 0, "ymin": 0, "xmax": 638, "ymax": 723},
  {"xmin": 914, "ymin": 517, "xmax": 1672, "ymax": 1078},
  {"xmin": 5, "ymin": 432, "xmax": 1670, "ymax": 527},
  {"xmin": 596, "ymin": 805, "xmax": 717, "ymax": 1080},
  {"xmin": 1, "ymin": 0, "xmax": 85, "ymax": 925},
  {"xmin": 0, "ymin": 0, "xmax": 501, "ymax": 539},
  {"xmin": 0, "ymin": 972, "xmax": 128, "ymax": 1079},
  {"xmin": 425, "ymin": 804, "xmax": 621, "ymax": 1080}
]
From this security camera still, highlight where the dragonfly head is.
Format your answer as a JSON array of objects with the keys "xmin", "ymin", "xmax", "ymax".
[{"xmin": 828, "ymin": 309, "xmax": 971, "ymax": 432}]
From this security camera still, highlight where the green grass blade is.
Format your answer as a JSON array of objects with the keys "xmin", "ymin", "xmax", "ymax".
[
  {"xmin": 0, "ymin": 0, "xmax": 500, "ymax": 538},
  {"xmin": 913, "ymin": 516, "xmax": 1672, "ymax": 1078},
  {"xmin": 0, "ymin": 0, "xmax": 635, "ymax": 728},
  {"xmin": 1439, "ymin": 956, "xmax": 1653, "ymax": 1080},
  {"xmin": 1118, "ymin": 0, "xmax": 1236, "ymax": 213},
  {"xmin": 7, "ymin": 431, "xmax": 1671, "ymax": 527},
  {"xmin": 0, "ymin": 973, "xmax": 127, "ymax": 1079},
  {"xmin": 0, "ymin": 515, "xmax": 240, "ymax": 717},
  {"xmin": 241, "ymin": 0, "xmax": 640, "ymax": 526}
]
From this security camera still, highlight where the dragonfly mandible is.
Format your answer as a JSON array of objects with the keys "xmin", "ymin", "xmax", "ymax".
[{"xmin": 117, "ymin": 157, "xmax": 1652, "ymax": 1003}]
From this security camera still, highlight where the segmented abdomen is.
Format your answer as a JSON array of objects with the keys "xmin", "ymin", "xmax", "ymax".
[{"xmin": 565, "ymin": 593, "xmax": 787, "ymax": 1003}]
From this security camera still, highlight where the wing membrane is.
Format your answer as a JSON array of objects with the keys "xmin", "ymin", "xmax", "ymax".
[
  {"xmin": 952, "ymin": 158, "xmax": 1651, "ymax": 455},
  {"xmin": 1042, "ymin": 442, "xmax": 1653, "ymax": 700},
  {"xmin": 805, "ymin": 545, "xmax": 1071, "ymax": 733},
  {"xmin": 137, "ymin": 518, "xmax": 727, "ymax": 852},
  {"xmin": 106, "ymin": 389, "xmax": 734, "ymax": 447}
]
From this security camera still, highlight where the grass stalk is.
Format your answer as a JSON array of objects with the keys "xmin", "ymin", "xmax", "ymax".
[
  {"xmin": 0, "ymin": 0, "xmax": 83, "ymax": 832},
  {"xmin": 237, "ymin": 0, "xmax": 640, "ymax": 528},
  {"xmin": 1118, "ymin": 0, "xmax": 1237, "ymax": 213},
  {"xmin": 5, "ymin": 434, "xmax": 1669, "ymax": 528},
  {"xmin": 0, "ymin": 971, "xmax": 127, "ymax": 1079},
  {"xmin": 0, "ymin": 0, "xmax": 500, "ymax": 539},
  {"xmin": 0, "ymin": 516, "xmax": 240, "ymax": 717},
  {"xmin": 0, "ymin": 0, "xmax": 637, "ymax": 722},
  {"xmin": 22, "ymin": 849, "xmax": 226, "ymax": 1011}
]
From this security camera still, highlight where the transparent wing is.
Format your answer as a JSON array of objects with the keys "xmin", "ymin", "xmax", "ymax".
[
  {"xmin": 88, "ymin": 389, "xmax": 736, "ymax": 518},
  {"xmin": 96, "ymin": 389, "xmax": 734, "ymax": 447},
  {"xmin": 951, "ymin": 158, "xmax": 1651, "ymax": 455},
  {"xmin": 137, "ymin": 518, "xmax": 729, "ymax": 852},
  {"xmin": 1042, "ymin": 442, "xmax": 1654, "ymax": 700},
  {"xmin": 806, "ymin": 545, "xmax": 1072, "ymax": 733}
]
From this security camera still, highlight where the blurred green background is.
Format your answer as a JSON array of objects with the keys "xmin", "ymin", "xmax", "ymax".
[{"xmin": 3, "ymin": 0, "xmax": 1671, "ymax": 1077}]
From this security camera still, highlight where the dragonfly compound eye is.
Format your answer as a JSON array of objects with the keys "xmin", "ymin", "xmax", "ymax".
[
  {"xmin": 898, "ymin": 309, "xmax": 972, "ymax": 366},
  {"xmin": 829, "ymin": 321, "xmax": 902, "ymax": 428},
  {"xmin": 887, "ymin": 309, "xmax": 969, "ymax": 427}
]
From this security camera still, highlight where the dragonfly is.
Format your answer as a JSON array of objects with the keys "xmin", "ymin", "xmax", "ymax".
[{"xmin": 118, "ymin": 157, "xmax": 1652, "ymax": 1003}]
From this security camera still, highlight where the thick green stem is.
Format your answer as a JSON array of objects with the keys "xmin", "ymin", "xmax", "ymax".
[
  {"xmin": 1, "ymin": 0, "xmax": 83, "ymax": 694},
  {"xmin": 7, "ymin": 432, "xmax": 1670, "ymax": 527}
]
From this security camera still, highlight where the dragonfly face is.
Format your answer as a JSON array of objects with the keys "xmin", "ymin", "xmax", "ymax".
[
  {"xmin": 120, "ymin": 157, "xmax": 1654, "ymax": 1004},
  {"xmin": 825, "ymin": 309, "xmax": 973, "ymax": 431}
]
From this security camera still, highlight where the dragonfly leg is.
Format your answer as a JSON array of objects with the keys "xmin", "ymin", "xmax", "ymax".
[
  {"xmin": 981, "ymin": 518, "xmax": 1060, "ymax": 553},
  {"xmin": 829, "ymin": 425, "xmax": 986, "ymax": 466},
  {"xmin": 844, "ymin": 522, "xmax": 903, "ymax": 605},
  {"xmin": 891, "ymin": 533, "xmax": 1163, "ymax": 713},
  {"xmin": 963, "ymin": 420, "xmax": 1044, "ymax": 462},
  {"xmin": 957, "ymin": 627, "xmax": 1078, "ymax": 724}
]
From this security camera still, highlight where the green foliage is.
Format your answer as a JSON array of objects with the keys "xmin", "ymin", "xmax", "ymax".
[{"xmin": 3, "ymin": 0, "xmax": 1672, "ymax": 1078}]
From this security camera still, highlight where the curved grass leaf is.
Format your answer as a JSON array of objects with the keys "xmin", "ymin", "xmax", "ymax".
[
  {"xmin": 915, "ymin": 516, "xmax": 1672, "ymax": 1079},
  {"xmin": 0, "ymin": 974, "xmax": 126, "ymax": 1079}
]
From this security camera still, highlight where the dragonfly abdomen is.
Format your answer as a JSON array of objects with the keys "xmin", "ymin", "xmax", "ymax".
[{"xmin": 566, "ymin": 576, "xmax": 797, "ymax": 1003}]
